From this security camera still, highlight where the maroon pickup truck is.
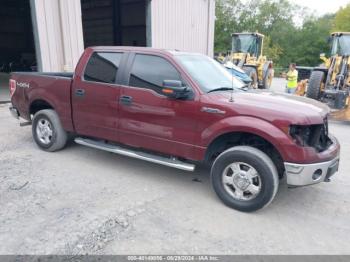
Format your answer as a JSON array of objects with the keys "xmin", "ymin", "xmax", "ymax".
[{"xmin": 9, "ymin": 47, "xmax": 340, "ymax": 212}]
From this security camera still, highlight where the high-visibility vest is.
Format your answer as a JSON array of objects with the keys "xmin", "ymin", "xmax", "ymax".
[{"xmin": 287, "ymin": 70, "xmax": 298, "ymax": 88}]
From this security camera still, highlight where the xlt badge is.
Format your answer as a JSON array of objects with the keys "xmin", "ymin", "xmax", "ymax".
[{"xmin": 16, "ymin": 82, "xmax": 30, "ymax": 88}]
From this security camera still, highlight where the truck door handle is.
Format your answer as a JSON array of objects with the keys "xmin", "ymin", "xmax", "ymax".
[
  {"xmin": 120, "ymin": 95, "xmax": 133, "ymax": 105},
  {"xmin": 75, "ymin": 89, "xmax": 85, "ymax": 97}
]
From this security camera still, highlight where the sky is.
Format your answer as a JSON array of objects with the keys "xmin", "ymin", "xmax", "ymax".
[{"xmin": 291, "ymin": 0, "xmax": 350, "ymax": 15}]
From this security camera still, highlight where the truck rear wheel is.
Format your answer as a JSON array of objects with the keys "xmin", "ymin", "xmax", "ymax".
[
  {"xmin": 211, "ymin": 146, "xmax": 279, "ymax": 212},
  {"xmin": 306, "ymin": 71, "xmax": 325, "ymax": 100},
  {"xmin": 32, "ymin": 109, "xmax": 67, "ymax": 152}
]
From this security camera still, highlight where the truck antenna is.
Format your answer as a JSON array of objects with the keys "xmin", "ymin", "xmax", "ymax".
[{"xmin": 230, "ymin": 71, "xmax": 234, "ymax": 102}]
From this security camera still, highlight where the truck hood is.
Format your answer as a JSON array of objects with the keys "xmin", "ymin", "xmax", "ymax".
[{"xmin": 213, "ymin": 90, "xmax": 330, "ymax": 125}]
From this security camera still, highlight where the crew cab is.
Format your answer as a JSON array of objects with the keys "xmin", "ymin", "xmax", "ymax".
[{"xmin": 9, "ymin": 47, "xmax": 340, "ymax": 212}]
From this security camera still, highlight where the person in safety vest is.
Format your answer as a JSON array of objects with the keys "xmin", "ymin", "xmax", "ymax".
[{"xmin": 286, "ymin": 63, "xmax": 298, "ymax": 94}]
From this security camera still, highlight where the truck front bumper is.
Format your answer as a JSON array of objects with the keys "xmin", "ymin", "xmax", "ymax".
[
  {"xmin": 285, "ymin": 156, "xmax": 340, "ymax": 186},
  {"xmin": 9, "ymin": 105, "xmax": 20, "ymax": 119}
]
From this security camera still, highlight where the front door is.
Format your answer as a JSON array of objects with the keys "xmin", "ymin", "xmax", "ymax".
[
  {"xmin": 72, "ymin": 51, "xmax": 125, "ymax": 142},
  {"xmin": 119, "ymin": 53, "xmax": 200, "ymax": 160}
]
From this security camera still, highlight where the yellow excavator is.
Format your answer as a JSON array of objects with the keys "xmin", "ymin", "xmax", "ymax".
[
  {"xmin": 225, "ymin": 32, "xmax": 273, "ymax": 89},
  {"xmin": 306, "ymin": 32, "xmax": 350, "ymax": 120}
]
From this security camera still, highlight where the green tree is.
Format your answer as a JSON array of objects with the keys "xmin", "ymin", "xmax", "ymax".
[
  {"xmin": 293, "ymin": 15, "xmax": 334, "ymax": 66},
  {"xmin": 214, "ymin": 0, "xmax": 337, "ymax": 67},
  {"xmin": 333, "ymin": 4, "xmax": 350, "ymax": 32},
  {"xmin": 263, "ymin": 36, "xmax": 283, "ymax": 63},
  {"xmin": 214, "ymin": 0, "xmax": 243, "ymax": 53}
]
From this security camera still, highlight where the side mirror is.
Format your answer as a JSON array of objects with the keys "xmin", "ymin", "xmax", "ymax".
[{"xmin": 162, "ymin": 80, "xmax": 190, "ymax": 99}]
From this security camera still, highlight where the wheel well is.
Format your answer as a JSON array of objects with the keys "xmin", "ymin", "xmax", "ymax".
[
  {"xmin": 205, "ymin": 132, "xmax": 285, "ymax": 178},
  {"xmin": 313, "ymin": 67, "xmax": 328, "ymax": 72},
  {"xmin": 29, "ymin": 100, "xmax": 54, "ymax": 116},
  {"xmin": 243, "ymin": 65, "xmax": 257, "ymax": 70},
  {"xmin": 313, "ymin": 68, "xmax": 328, "ymax": 78}
]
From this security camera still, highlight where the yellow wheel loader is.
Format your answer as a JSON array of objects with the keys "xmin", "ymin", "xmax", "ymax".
[
  {"xmin": 306, "ymin": 32, "xmax": 350, "ymax": 112},
  {"xmin": 225, "ymin": 32, "xmax": 273, "ymax": 89}
]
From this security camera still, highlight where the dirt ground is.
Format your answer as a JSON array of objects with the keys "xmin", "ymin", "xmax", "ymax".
[{"xmin": 0, "ymin": 79, "xmax": 350, "ymax": 255}]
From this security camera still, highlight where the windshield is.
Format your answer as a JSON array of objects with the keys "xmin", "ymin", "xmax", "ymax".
[
  {"xmin": 175, "ymin": 54, "xmax": 245, "ymax": 92},
  {"xmin": 232, "ymin": 35, "xmax": 262, "ymax": 57},
  {"xmin": 331, "ymin": 35, "xmax": 350, "ymax": 56}
]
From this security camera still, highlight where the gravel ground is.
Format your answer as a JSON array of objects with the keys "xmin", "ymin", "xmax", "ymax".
[{"xmin": 1, "ymin": 81, "xmax": 350, "ymax": 255}]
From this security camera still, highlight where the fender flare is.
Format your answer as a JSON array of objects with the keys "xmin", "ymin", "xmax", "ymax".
[
  {"xmin": 243, "ymin": 64, "xmax": 257, "ymax": 69},
  {"xmin": 28, "ymin": 89, "xmax": 74, "ymax": 131},
  {"xmin": 28, "ymin": 91, "xmax": 58, "ymax": 116},
  {"xmin": 201, "ymin": 116, "xmax": 293, "ymax": 161},
  {"xmin": 313, "ymin": 67, "xmax": 328, "ymax": 73}
]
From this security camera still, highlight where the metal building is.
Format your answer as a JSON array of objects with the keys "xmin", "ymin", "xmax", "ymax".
[{"xmin": 0, "ymin": 0, "xmax": 215, "ymax": 73}]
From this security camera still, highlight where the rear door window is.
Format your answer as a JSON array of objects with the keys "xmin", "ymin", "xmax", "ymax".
[
  {"xmin": 129, "ymin": 54, "xmax": 181, "ymax": 94},
  {"xmin": 84, "ymin": 52, "xmax": 123, "ymax": 84}
]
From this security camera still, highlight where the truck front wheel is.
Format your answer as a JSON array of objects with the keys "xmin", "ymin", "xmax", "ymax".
[
  {"xmin": 32, "ymin": 109, "xmax": 68, "ymax": 152},
  {"xmin": 211, "ymin": 146, "xmax": 279, "ymax": 212}
]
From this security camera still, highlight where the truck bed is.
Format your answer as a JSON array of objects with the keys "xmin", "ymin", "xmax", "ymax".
[{"xmin": 10, "ymin": 71, "xmax": 74, "ymax": 131}]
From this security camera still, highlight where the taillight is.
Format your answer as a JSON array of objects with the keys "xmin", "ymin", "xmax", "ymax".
[{"xmin": 9, "ymin": 79, "xmax": 16, "ymax": 97}]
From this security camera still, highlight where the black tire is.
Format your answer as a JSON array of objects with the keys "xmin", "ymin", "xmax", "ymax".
[
  {"xmin": 211, "ymin": 146, "xmax": 279, "ymax": 212},
  {"xmin": 306, "ymin": 71, "xmax": 325, "ymax": 100},
  {"xmin": 32, "ymin": 109, "xmax": 68, "ymax": 152},
  {"xmin": 243, "ymin": 66, "xmax": 258, "ymax": 88}
]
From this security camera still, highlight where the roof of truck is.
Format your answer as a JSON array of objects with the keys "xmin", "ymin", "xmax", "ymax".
[{"xmin": 87, "ymin": 46, "xmax": 202, "ymax": 56}]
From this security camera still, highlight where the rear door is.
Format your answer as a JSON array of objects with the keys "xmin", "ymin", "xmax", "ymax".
[
  {"xmin": 72, "ymin": 51, "xmax": 126, "ymax": 142},
  {"xmin": 118, "ymin": 52, "xmax": 200, "ymax": 160}
]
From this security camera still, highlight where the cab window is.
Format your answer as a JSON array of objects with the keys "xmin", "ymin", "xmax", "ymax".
[
  {"xmin": 84, "ymin": 52, "xmax": 122, "ymax": 84},
  {"xmin": 129, "ymin": 54, "xmax": 182, "ymax": 94}
]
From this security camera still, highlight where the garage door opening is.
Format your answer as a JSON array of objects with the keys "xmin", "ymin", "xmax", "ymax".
[
  {"xmin": 81, "ymin": 0, "xmax": 150, "ymax": 48},
  {"xmin": 0, "ymin": 0, "xmax": 36, "ymax": 73}
]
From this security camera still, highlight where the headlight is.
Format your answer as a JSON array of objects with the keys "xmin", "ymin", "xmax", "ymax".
[
  {"xmin": 289, "ymin": 124, "xmax": 332, "ymax": 151},
  {"xmin": 289, "ymin": 125, "xmax": 312, "ymax": 146}
]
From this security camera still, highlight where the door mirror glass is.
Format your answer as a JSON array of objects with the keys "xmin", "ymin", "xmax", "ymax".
[{"xmin": 162, "ymin": 80, "xmax": 190, "ymax": 99}]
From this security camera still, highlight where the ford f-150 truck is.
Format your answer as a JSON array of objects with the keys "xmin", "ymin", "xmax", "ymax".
[{"xmin": 9, "ymin": 47, "xmax": 340, "ymax": 212}]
